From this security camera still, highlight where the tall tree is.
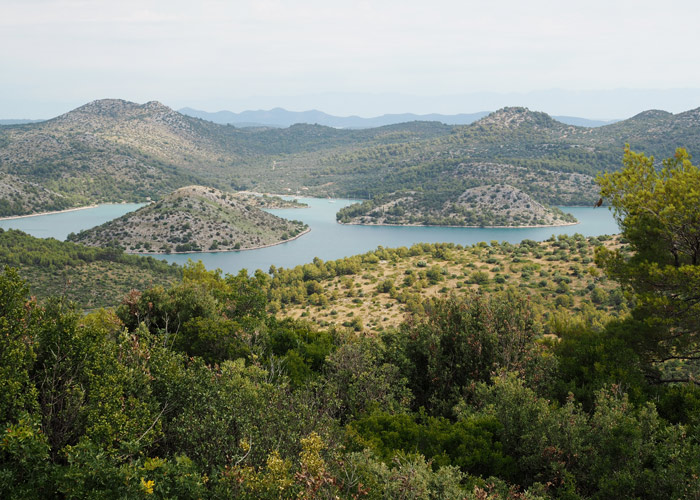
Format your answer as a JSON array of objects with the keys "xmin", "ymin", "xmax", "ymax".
[{"xmin": 596, "ymin": 147, "xmax": 700, "ymax": 381}]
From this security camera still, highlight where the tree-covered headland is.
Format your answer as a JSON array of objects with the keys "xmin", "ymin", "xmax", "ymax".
[{"xmin": 1, "ymin": 148, "xmax": 700, "ymax": 498}]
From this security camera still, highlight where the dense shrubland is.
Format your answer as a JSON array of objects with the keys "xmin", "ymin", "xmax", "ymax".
[
  {"xmin": 2, "ymin": 259, "xmax": 699, "ymax": 499},
  {"xmin": 0, "ymin": 228, "xmax": 180, "ymax": 308}
]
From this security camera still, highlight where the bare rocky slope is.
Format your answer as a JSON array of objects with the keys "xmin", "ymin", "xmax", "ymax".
[{"xmin": 68, "ymin": 186, "xmax": 308, "ymax": 253}]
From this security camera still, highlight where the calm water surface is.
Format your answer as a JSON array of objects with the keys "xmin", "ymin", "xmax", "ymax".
[
  {"xmin": 0, "ymin": 198, "xmax": 619, "ymax": 275},
  {"xmin": 0, "ymin": 203, "xmax": 146, "ymax": 240}
]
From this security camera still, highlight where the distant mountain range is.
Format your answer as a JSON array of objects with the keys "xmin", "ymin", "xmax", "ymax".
[
  {"xmin": 178, "ymin": 107, "xmax": 618, "ymax": 129},
  {"xmin": 0, "ymin": 119, "xmax": 44, "ymax": 125},
  {"xmin": 2, "ymin": 98, "xmax": 699, "ymax": 224},
  {"xmin": 1, "ymin": 108, "xmax": 616, "ymax": 129}
]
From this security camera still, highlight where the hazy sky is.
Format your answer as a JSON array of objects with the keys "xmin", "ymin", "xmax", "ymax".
[{"xmin": 2, "ymin": 0, "xmax": 700, "ymax": 118}]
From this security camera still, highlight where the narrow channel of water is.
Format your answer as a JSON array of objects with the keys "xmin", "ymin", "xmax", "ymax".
[{"xmin": 0, "ymin": 198, "xmax": 619, "ymax": 275}]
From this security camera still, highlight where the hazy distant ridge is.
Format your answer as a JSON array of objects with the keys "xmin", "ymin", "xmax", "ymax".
[
  {"xmin": 179, "ymin": 107, "xmax": 617, "ymax": 128},
  {"xmin": 0, "ymin": 119, "xmax": 44, "ymax": 125}
]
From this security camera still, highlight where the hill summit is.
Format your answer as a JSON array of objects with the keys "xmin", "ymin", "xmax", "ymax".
[
  {"xmin": 336, "ymin": 183, "xmax": 577, "ymax": 227},
  {"xmin": 474, "ymin": 107, "xmax": 566, "ymax": 131},
  {"xmin": 51, "ymin": 98, "xmax": 208, "ymax": 141}
]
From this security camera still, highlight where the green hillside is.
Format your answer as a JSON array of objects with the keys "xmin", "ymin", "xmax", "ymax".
[
  {"xmin": 317, "ymin": 107, "xmax": 700, "ymax": 224},
  {"xmin": 0, "ymin": 99, "xmax": 451, "ymax": 215},
  {"xmin": 0, "ymin": 228, "xmax": 180, "ymax": 309},
  {"xmin": 2, "ymin": 146, "xmax": 700, "ymax": 497}
]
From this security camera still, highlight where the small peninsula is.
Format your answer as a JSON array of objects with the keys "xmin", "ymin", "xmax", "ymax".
[
  {"xmin": 337, "ymin": 184, "xmax": 577, "ymax": 227},
  {"xmin": 68, "ymin": 185, "xmax": 308, "ymax": 253},
  {"xmin": 231, "ymin": 191, "xmax": 308, "ymax": 209}
]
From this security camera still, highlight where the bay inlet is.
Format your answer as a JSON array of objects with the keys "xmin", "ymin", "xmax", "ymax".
[{"xmin": 0, "ymin": 198, "xmax": 618, "ymax": 275}]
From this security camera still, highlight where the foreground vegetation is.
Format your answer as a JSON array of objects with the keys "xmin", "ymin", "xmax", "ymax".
[
  {"xmin": 0, "ymin": 228, "xmax": 180, "ymax": 309},
  {"xmin": 1, "ymin": 147, "xmax": 700, "ymax": 498},
  {"xmin": 1, "ymin": 264, "xmax": 699, "ymax": 498}
]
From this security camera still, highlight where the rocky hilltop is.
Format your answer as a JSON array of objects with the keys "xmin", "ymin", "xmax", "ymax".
[
  {"xmin": 337, "ymin": 184, "xmax": 576, "ymax": 227},
  {"xmin": 450, "ymin": 184, "xmax": 576, "ymax": 226},
  {"xmin": 68, "ymin": 186, "xmax": 308, "ymax": 253},
  {"xmin": 0, "ymin": 99, "xmax": 222, "ymax": 216},
  {"xmin": 474, "ymin": 106, "xmax": 566, "ymax": 132}
]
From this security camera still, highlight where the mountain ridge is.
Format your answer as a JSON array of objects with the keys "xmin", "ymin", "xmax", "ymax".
[
  {"xmin": 3, "ymin": 98, "xmax": 700, "ymax": 226},
  {"xmin": 179, "ymin": 106, "xmax": 617, "ymax": 129}
]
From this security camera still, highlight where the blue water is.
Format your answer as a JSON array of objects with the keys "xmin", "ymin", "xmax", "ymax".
[
  {"xmin": 0, "ymin": 198, "xmax": 619, "ymax": 275},
  {"xmin": 0, "ymin": 203, "xmax": 146, "ymax": 240}
]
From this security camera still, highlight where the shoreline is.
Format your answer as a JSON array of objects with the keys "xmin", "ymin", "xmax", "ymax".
[
  {"xmin": 0, "ymin": 204, "xmax": 101, "ymax": 221},
  {"xmin": 337, "ymin": 220, "xmax": 580, "ymax": 229},
  {"xmin": 0, "ymin": 191, "xmax": 312, "ymax": 221},
  {"xmin": 127, "ymin": 227, "xmax": 311, "ymax": 256}
]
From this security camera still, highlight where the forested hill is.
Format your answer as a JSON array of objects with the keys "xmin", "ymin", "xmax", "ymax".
[
  {"xmin": 2, "ymin": 99, "xmax": 700, "ymax": 219},
  {"xmin": 320, "ymin": 106, "xmax": 700, "ymax": 222},
  {"xmin": 0, "ymin": 227, "xmax": 180, "ymax": 308},
  {"xmin": 0, "ymin": 99, "xmax": 451, "ymax": 216},
  {"xmin": 319, "ymin": 106, "xmax": 700, "ymax": 198}
]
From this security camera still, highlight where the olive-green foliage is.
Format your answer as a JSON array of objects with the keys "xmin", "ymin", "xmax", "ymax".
[
  {"xmin": 34, "ymin": 307, "xmax": 162, "ymax": 457},
  {"xmin": 476, "ymin": 375, "xmax": 700, "ymax": 499},
  {"xmin": 0, "ymin": 228, "xmax": 177, "ymax": 274},
  {"xmin": 116, "ymin": 262, "xmax": 339, "ymax": 388},
  {"xmin": 322, "ymin": 337, "xmax": 412, "ymax": 423},
  {"xmin": 155, "ymin": 357, "xmax": 334, "ymax": 471},
  {"xmin": 176, "ymin": 316, "xmax": 251, "ymax": 365},
  {"xmin": 656, "ymin": 384, "xmax": 700, "ymax": 430},
  {"xmin": 0, "ymin": 228, "xmax": 180, "ymax": 309},
  {"xmin": 0, "ymin": 415, "xmax": 51, "ymax": 499},
  {"xmin": 342, "ymin": 450, "xmax": 468, "ymax": 500},
  {"xmin": 552, "ymin": 319, "xmax": 651, "ymax": 409},
  {"xmin": 266, "ymin": 317, "xmax": 336, "ymax": 386},
  {"xmin": 0, "ymin": 267, "xmax": 342, "ymax": 498},
  {"xmin": 58, "ymin": 442, "xmax": 207, "ymax": 499}
]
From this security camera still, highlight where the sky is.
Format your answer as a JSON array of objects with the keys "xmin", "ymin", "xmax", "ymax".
[{"xmin": 2, "ymin": 0, "xmax": 700, "ymax": 119}]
